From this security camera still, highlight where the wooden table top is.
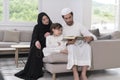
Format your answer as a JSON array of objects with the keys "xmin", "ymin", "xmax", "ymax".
[{"xmin": 11, "ymin": 44, "xmax": 30, "ymax": 48}]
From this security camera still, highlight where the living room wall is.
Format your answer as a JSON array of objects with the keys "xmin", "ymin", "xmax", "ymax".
[
  {"xmin": 41, "ymin": 0, "xmax": 92, "ymax": 29},
  {"xmin": 0, "ymin": 0, "xmax": 92, "ymax": 30}
]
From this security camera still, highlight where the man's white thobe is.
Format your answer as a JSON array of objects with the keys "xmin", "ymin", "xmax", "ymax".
[{"xmin": 63, "ymin": 22, "xmax": 97, "ymax": 69}]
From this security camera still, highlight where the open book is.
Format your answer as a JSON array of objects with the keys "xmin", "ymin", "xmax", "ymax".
[{"xmin": 63, "ymin": 36, "xmax": 84, "ymax": 40}]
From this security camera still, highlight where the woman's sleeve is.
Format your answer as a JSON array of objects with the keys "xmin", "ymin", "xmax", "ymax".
[
  {"xmin": 31, "ymin": 25, "xmax": 39, "ymax": 45},
  {"xmin": 80, "ymin": 25, "xmax": 97, "ymax": 40}
]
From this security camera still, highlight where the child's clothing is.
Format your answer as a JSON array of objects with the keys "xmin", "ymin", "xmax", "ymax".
[
  {"xmin": 63, "ymin": 22, "xmax": 97, "ymax": 69},
  {"xmin": 43, "ymin": 35, "xmax": 66, "ymax": 56}
]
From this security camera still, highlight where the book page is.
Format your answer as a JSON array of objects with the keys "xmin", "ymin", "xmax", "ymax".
[{"xmin": 63, "ymin": 36, "xmax": 84, "ymax": 41}]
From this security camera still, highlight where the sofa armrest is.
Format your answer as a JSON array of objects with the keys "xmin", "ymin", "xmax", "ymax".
[
  {"xmin": 90, "ymin": 40, "xmax": 120, "ymax": 70},
  {"xmin": 43, "ymin": 53, "xmax": 68, "ymax": 63}
]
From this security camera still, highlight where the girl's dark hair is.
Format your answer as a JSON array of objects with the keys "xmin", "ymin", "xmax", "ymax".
[{"xmin": 50, "ymin": 23, "xmax": 63, "ymax": 35}]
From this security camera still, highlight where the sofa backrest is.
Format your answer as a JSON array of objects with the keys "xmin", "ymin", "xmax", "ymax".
[
  {"xmin": 0, "ymin": 30, "xmax": 4, "ymax": 41},
  {"xmin": 0, "ymin": 30, "xmax": 32, "ymax": 42},
  {"xmin": 19, "ymin": 30, "xmax": 32, "ymax": 42}
]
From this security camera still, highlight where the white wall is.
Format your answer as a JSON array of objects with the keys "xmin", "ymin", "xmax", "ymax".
[
  {"xmin": 41, "ymin": 0, "xmax": 92, "ymax": 29},
  {"xmin": 0, "ymin": 0, "xmax": 92, "ymax": 29},
  {"xmin": 117, "ymin": 0, "xmax": 120, "ymax": 31}
]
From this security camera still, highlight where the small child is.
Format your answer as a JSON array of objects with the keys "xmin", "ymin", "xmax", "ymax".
[{"xmin": 43, "ymin": 23, "xmax": 67, "ymax": 56}]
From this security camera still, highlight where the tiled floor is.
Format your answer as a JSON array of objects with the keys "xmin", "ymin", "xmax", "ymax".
[{"xmin": 0, "ymin": 57, "xmax": 120, "ymax": 80}]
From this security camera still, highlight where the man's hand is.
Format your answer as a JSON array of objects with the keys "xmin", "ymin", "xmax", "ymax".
[
  {"xmin": 44, "ymin": 32, "xmax": 50, "ymax": 37},
  {"xmin": 35, "ymin": 41, "xmax": 41, "ymax": 49},
  {"xmin": 83, "ymin": 36, "xmax": 93, "ymax": 43},
  {"xmin": 67, "ymin": 39, "xmax": 76, "ymax": 45}
]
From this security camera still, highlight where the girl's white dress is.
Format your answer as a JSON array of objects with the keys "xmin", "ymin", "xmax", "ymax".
[
  {"xmin": 43, "ymin": 35, "xmax": 66, "ymax": 56},
  {"xmin": 63, "ymin": 22, "xmax": 97, "ymax": 69}
]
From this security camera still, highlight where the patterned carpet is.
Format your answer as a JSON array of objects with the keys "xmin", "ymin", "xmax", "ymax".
[
  {"xmin": 0, "ymin": 56, "xmax": 74, "ymax": 80},
  {"xmin": 0, "ymin": 56, "xmax": 120, "ymax": 80}
]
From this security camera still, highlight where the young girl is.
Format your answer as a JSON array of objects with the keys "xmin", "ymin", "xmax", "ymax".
[{"xmin": 43, "ymin": 23, "xmax": 67, "ymax": 56}]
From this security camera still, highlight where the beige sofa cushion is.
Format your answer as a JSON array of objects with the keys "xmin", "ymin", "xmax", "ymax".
[
  {"xmin": 20, "ymin": 30, "xmax": 32, "ymax": 42},
  {"xmin": 43, "ymin": 53, "xmax": 68, "ymax": 63},
  {"xmin": 111, "ymin": 31, "xmax": 120, "ymax": 39},
  {"xmin": 0, "ymin": 42, "xmax": 18, "ymax": 48},
  {"xmin": 3, "ymin": 30, "xmax": 20, "ymax": 42},
  {"xmin": 0, "ymin": 30, "xmax": 4, "ymax": 41}
]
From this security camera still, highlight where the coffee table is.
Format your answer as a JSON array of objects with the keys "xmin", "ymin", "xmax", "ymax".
[{"xmin": 11, "ymin": 44, "xmax": 30, "ymax": 67}]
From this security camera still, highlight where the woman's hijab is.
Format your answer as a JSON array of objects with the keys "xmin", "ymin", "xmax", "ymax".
[{"xmin": 37, "ymin": 12, "xmax": 52, "ymax": 32}]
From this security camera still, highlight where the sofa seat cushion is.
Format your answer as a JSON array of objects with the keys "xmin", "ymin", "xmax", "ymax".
[
  {"xmin": 18, "ymin": 42, "xmax": 30, "ymax": 45},
  {"xmin": 0, "ymin": 42, "xmax": 18, "ymax": 48},
  {"xmin": 43, "ymin": 53, "xmax": 68, "ymax": 63},
  {"xmin": 44, "ymin": 63, "xmax": 71, "ymax": 73}
]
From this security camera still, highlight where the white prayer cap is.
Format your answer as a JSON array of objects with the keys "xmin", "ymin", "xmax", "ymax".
[{"xmin": 61, "ymin": 8, "xmax": 72, "ymax": 15}]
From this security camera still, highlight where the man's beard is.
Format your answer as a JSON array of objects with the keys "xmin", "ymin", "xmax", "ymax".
[{"xmin": 66, "ymin": 21, "xmax": 73, "ymax": 26}]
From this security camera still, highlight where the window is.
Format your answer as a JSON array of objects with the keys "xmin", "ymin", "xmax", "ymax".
[
  {"xmin": 9, "ymin": 0, "xmax": 38, "ymax": 22},
  {"xmin": 92, "ymin": 0, "xmax": 117, "ymax": 33},
  {"xmin": 0, "ymin": 0, "xmax": 3, "ymax": 21},
  {"xmin": 0, "ymin": 0, "xmax": 39, "ymax": 24}
]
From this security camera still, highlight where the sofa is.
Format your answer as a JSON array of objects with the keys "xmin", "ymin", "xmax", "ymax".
[
  {"xmin": 0, "ymin": 29, "xmax": 32, "ymax": 54},
  {"xmin": 43, "ymin": 30, "xmax": 120, "ymax": 80}
]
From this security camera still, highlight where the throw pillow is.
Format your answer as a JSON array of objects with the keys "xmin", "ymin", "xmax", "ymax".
[
  {"xmin": 111, "ymin": 31, "xmax": 120, "ymax": 39},
  {"xmin": 89, "ymin": 28, "xmax": 100, "ymax": 37},
  {"xmin": 43, "ymin": 53, "xmax": 68, "ymax": 63},
  {"xmin": 97, "ymin": 35, "xmax": 112, "ymax": 40},
  {"xmin": 3, "ymin": 30, "xmax": 20, "ymax": 42}
]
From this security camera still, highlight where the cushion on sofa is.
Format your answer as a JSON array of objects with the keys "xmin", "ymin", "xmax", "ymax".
[
  {"xmin": 97, "ymin": 34, "xmax": 112, "ymax": 40},
  {"xmin": 0, "ymin": 30, "xmax": 4, "ymax": 41},
  {"xmin": 20, "ymin": 30, "xmax": 32, "ymax": 42},
  {"xmin": 3, "ymin": 30, "xmax": 20, "ymax": 42},
  {"xmin": 43, "ymin": 53, "xmax": 68, "ymax": 63},
  {"xmin": 0, "ymin": 42, "xmax": 18, "ymax": 48},
  {"xmin": 89, "ymin": 28, "xmax": 100, "ymax": 37},
  {"xmin": 111, "ymin": 31, "xmax": 120, "ymax": 39}
]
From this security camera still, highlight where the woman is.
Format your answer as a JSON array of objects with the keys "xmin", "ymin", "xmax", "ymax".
[{"xmin": 15, "ymin": 12, "xmax": 52, "ymax": 80}]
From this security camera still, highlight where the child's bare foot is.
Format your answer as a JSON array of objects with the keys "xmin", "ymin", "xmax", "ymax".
[
  {"xmin": 80, "ymin": 75, "xmax": 88, "ymax": 80},
  {"xmin": 74, "ymin": 77, "xmax": 81, "ymax": 80}
]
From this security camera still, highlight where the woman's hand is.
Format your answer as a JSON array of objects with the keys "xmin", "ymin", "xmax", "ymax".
[
  {"xmin": 83, "ymin": 36, "xmax": 93, "ymax": 43},
  {"xmin": 35, "ymin": 41, "xmax": 41, "ymax": 49},
  {"xmin": 44, "ymin": 32, "xmax": 50, "ymax": 37}
]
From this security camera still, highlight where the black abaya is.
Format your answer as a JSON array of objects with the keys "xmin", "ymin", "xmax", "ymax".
[{"xmin": 15, "ymin": 12, "xmax": 52, "ymax": 80}]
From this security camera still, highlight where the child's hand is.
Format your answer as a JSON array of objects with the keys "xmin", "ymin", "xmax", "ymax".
[
  {"xmin": 44, "ymin": 32, "xmax": 50, "ymax": 37},
  {"xmin": 60, "ymin": 49, "xmax": 68, "ymax": 54}
]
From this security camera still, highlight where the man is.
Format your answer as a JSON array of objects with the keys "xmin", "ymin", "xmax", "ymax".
[{"xmin": 61, "ymin": 8, "xmax": 97, "ymax": 80}]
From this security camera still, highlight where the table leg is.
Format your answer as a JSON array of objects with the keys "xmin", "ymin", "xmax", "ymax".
[{"xmin": 15, "ymin": 48, "xmax": 19, "ymax": 67}]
